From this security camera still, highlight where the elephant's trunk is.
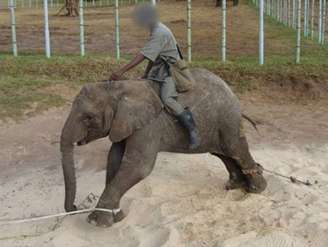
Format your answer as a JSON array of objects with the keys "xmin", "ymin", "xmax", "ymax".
[{"xmin": 60, "ymin": 117, "xmax": 77, "ymax": 212}]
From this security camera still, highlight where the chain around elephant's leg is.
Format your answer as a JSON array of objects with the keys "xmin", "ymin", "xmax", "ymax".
[{"xmin": 229, "ymin": 136, "xmax": 267, "ymax": 193}]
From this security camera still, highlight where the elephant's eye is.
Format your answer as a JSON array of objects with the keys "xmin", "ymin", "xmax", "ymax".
[{"xmin": 82, "ymin": 115, "xmax": 93, "ymax": 127}]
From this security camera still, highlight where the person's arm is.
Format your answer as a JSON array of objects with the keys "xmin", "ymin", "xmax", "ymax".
[{"xmin": 110, "ymin": 53, "xmax": 146, "ymax": 81}]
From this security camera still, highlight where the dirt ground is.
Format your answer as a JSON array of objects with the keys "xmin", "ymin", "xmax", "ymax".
[
  {"xmin": 1, "ymin": 0, "xmax": 327, "ymax": 59},
  {"xmin": 0, "ymin": 91, "xmax": 327, "ymax": 246}
]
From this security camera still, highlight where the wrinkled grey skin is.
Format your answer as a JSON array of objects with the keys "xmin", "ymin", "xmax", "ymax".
[{"xmin": 60, "ymin": 68, "xmax": 267, "ymax": 227}]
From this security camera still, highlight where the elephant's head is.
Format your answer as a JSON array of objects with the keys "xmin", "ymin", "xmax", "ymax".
[{"xmin": 60, "ymin": 80, "xmax": 162, "ymax": 212}]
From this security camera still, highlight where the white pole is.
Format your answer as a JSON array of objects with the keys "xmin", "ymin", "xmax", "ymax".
[
  {"xmin": 319, "ymin": 0, "xmax": 323, "ymax": 43},
  {"xmin": 304, "ymin": 0, "xmax": 308, "ymax": 37},
  {"xmin": 79, "ymin": 0, "xmax": 85, "ymax": 56},
  {"xmin": 293, "ymin": 0, "xmax": 296, "ymax": 28},
  {"xmin": 322, "ymin": 0, "xmax": 326, "ymax": 44},
  {"xmin": 115, "ymin": 0, "xmax": 120, "ymax": 60},
  {"xmin": 9, "ymin": 0, "xmax": 18, "ymax": 56},
  {"xmin": 43, "ymin": 0, "xmax": 51, "ymax": 58},
  {"xmin": 187, "ymin": 0, "xmax": 192, "ymax": 62},
  {"xmin": 221, "ymin": 0, "xmax": 226, "ymax": 62},
  {"xmin": 296, "ymin": 0, "xmax": 301, "ymax": 63},
  {"xmin": 259, "ymin": 0, "xmax": 264, "ymax": 65},
  {"xmin": 151, "ymin": 0, "xmax": 155, "ymax": 5},
  {"xmin": 311, "ymin": 0, "xmax": 315, "ymax": 38}
]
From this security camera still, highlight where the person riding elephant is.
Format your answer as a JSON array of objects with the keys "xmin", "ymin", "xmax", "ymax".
[
  {"xmin": 60, "ymin": 69, "xmax": 268, "ymax": 227},
  {"xmin": 109, "ymin": 4, "xmax": 200, "ymax": 150}
]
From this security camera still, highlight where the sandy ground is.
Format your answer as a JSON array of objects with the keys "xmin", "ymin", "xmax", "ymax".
[{"xmin": 0, "ymin": 96, "xmax": 327, "ymax": 247}]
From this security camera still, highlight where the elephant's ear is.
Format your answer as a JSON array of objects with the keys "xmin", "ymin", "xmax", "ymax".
[{"xmin": 109, "ymin": 81, "xmax": 163, "ymax": 142}]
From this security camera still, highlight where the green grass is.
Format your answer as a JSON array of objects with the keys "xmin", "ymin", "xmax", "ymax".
[{"xmin": 0, "ymin": 51, "xmax": 328, "ymax": 120}]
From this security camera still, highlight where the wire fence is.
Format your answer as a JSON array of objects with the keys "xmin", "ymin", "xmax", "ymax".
[
  {"xmin": 0, "ymin": 0, "xmax": 143, "ymax": 9},
  {"xmin": 0, "ymin": 0, "xmax": 327, "ymax": 64}
]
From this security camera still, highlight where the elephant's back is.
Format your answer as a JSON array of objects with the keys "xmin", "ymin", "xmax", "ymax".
[
  {"xmin": 159, "ymin": 68, "xmax": 242, "ymax": 153},
  {"xmin": 178, "ymin": 68, "xmax": 240, "ymax": 113}
]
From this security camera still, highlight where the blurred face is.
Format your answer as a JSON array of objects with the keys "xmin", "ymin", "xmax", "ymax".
[{"xmin": 132, "ymin": 4, "xmax": 158, "ymax": 30}]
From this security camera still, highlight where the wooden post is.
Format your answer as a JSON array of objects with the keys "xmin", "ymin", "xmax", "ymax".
[
  {"xmin": 9, "ymin": 0, "xmax": 18, "ymax": 56},
  {"xmin": 115, "ymin": 0, "xmax": 120, "ymax": 60},
  {"xmin": 187, "ymin": 0, "xmax": 192, "ymax": 62},
  {"xmin": 221, "ymin": 0, "xmax": 226, "ymax": 62},
  {"xmin": 296, "ymin": 0, "xmax": 301, "ymax": 64}
]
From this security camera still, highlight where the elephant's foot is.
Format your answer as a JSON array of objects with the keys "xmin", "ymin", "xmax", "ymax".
[
  {"xmin": 243, "ymin": 165, "xmax": 267, "ymax": 193},
  {"xmin": 225, "ymin": 177, "xmax": 246, "ymax": 191},
  {"xmin": 245, "ymin": 173, "xmax": 267, "ymax": 193},
  {"xmin": 87, "ymin": 211, "xmax": 114, "ymax": 227},
  {"xmin": 87, "ymin": 209, "xmax": 126, "ymax": 227}
]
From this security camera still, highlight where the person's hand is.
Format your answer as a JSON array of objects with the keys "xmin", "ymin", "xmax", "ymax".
[{"xmin": 110, "ymin": 71, "xmax": 123, "ymax": 81}]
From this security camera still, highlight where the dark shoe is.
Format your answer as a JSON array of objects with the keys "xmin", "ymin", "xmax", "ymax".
[{"xmin": 177, "ymin": 109, "xmax": 201, "ymax": 150}]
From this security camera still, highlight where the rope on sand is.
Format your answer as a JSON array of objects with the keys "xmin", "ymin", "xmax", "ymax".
[
  {"xmin": 262, "ymin": 167, "xmax": 316, "ymax": 186},
  {"xmin": 0, "ymin": 207, "xmax": 121, "ymax": 225}
]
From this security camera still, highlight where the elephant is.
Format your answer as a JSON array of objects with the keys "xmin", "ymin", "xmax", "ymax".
[
  {"xmin": 216, "ymin": 0, "xmax": 239, "ymax": 7},
  {"xmin": 60, "ymin": 68, "xmax": 267, "ymax": 227}
]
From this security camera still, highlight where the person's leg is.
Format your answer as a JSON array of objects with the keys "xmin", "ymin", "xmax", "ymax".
[
  {"xmin": 160, "ymin": 78, "xmax": 200, "ymax": 149},
  {"xmin": 160, "ymin": 77, "xmax": 184, "ymax": 115}
]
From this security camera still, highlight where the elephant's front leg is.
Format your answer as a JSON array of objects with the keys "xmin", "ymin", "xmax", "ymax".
[{"xmin": 88, "ymin": 132, "xmax": 159, "ymax": 227}]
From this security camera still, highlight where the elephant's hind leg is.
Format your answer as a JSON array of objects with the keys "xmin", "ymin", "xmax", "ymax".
[
  {"xmin": 212, "ymin": 153, "xmax": 247, "ymax": 191},
  {"xmin": 221, "ymin": 128, "xmax": 267, "ymax": 194}
]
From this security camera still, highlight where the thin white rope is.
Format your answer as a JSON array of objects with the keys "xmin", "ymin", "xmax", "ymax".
[{"xmin": 0, "ymin": 208, "xmax": 121, "ymax": 225}]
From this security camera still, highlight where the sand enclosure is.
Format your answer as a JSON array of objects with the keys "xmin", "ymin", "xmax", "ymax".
[{"xmin": 0, "ymin": 99, "xmax": 328, "ymax": 247}]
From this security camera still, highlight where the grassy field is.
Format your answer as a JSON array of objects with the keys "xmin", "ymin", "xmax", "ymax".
[{"xmin": 1, "ymin": 53, "xmax": 327, "ymax": 120}]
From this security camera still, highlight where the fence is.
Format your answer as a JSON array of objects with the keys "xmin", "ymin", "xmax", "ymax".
[{"xmin": 1, "ymin": 0, "xmax": 327, "ymax": 64}]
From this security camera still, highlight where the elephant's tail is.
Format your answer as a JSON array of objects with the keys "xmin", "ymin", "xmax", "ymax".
[{"xmin": 242, "ymin": 114, "xmax": 259, "ymax": 133}]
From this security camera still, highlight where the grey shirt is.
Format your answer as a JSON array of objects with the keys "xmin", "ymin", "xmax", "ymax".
[{"xmin": 140, "ymin": 22, "xmax": 180, "ymax": 62}]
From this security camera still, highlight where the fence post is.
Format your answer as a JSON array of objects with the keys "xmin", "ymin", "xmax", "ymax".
[
  {"xmin": 221, "ymin": 0, "xmax": 226, "ymax": 62},
  {"xmin": 319, "ymin": 0, "xmax": 323, "ymax": 43},
  {"xmin": 9, "ymin": 0, "xmax": 18, "ymax": 56},
  {"xmin": 311, "ymin": 0, "xmax": 315, "ymax": 38},
  {"xmin": 187, "ymin": 0, "xmax": 192, "ymax": 62},
  {"xmin": 304, "ymin": 0, "xmax": 308, "ymax": 36},
  {"xmin": 115, "ymin": 0, "xmax": 120, "ymax": 60},
  {"xmin": 293, "ymin": 0, "xmax": 296, "ymax": 28},
  {"xmin": 322, "ymin": 0, "xmax": 326, "ymax": 44},
  {"xmin": 43, "ymin": 0, "xmax": 51, "ymax": 58},
  {"xmin": 296, "ymin": 0, "xmax": 301, "ymax": 64},
  {"xmin": 259, "ymin": 0, "xmax": 264, "ymax": 65},
  {"xmin": 79, "ymin": 0, "xmax": 85, "ymax": 56}
]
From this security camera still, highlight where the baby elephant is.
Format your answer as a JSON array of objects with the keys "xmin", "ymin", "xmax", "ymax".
[{"xmin": 60, "ymin": 68, "xmax": 267, "ymax": 227}]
